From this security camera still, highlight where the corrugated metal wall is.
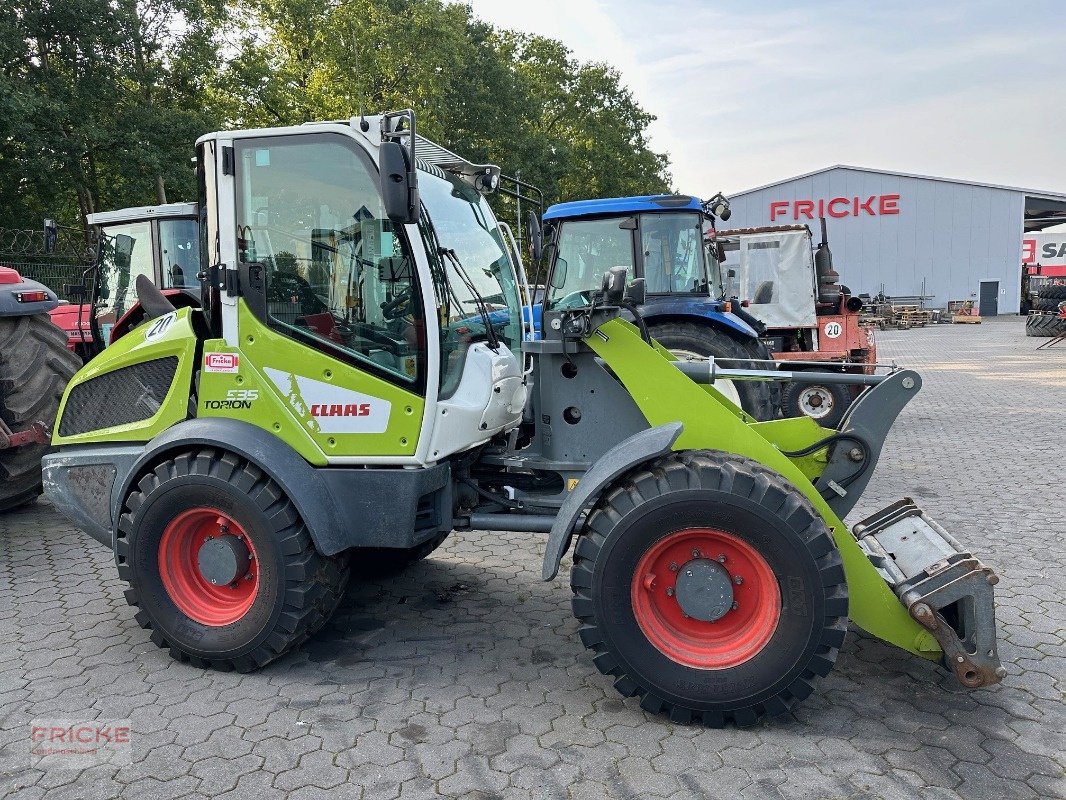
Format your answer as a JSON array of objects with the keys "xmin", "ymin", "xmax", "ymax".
[{"xmin": 725, "ymin": 168, "xmax": 1025, "ymax": 314}]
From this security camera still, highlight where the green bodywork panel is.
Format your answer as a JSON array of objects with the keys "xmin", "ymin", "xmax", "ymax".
[
  {"xmin": 196, "ymin": 304, "xmax": 425, "ymax": 462},
  {"xmin": 52, "ymin": 309, "xmax": 198, "ymax": 445},
  {"xmin": 588, "ymin": 318, "xmax": 941, "ymax": 660}
]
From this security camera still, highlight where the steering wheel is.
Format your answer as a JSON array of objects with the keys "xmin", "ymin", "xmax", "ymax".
[{"xmin": 380, "ymin": 286, "xmax": 414, "ymax": 321}]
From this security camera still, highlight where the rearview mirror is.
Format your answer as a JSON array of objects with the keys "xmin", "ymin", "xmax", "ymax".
[
  {"xmin": 549, "ymin": 257, "xmax": 568, "ymax": 289},
  {"xmin": 525, "ymin": 211, "xmax": 543, "ymax": 262},
  {"xmin": 379, "ymin": 141, "xmax": 419, "ymax": 225}
]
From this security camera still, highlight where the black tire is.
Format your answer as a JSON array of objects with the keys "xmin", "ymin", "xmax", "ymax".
[
  {"xmin": 1038, "ymin": 283, "xmax": 1066, "ymax": 300},
  {"xmin": 1034, "ymin": 298, "xmax": 1063, "ymax": 313},
  {"xmin": 648, "ymin": 322, "xmax": 775, "ymax": 421},
  {"xmin": 740, "ymin": 335, "xmax": 782, "ymax": 417},
  {"xmin": 0, "ymin": 314, "xmax": 81, "ymax": 512},
  {"xmin": 780, "ymin": 379, "xmax": 852, "ymax": 428},
  {"xmin": 1025, "ymin": 312, "xmax": 1066, "ymax": 338},
  {"xmin": 117, "ymin": 449, "xmax": 350, "ymax": 671},
  {"xmin": 571, "ymin": 451, "xmax": 847, "ymax": 726},
  {"xmin": 352, "ymin": 532, "xmax": 450, "ymax": 575}
]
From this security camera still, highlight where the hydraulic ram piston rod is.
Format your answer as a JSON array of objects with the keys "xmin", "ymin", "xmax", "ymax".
[{"xmin": 672, "ymin": 362, "xmax": 887, "ymax": 386}]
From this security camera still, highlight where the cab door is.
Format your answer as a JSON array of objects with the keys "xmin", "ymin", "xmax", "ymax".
[{"xmin": 206, "ymin": 130, "xmax": 429, "ymax": 462}]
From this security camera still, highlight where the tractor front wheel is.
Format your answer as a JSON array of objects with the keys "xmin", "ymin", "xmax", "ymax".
[
  {"xmin": 571, "ymin": 451, "xmax": 848, "ymax": 726},
  {"xmin": 117, "ymin": 449, "xmax": 350, "ymax": 671},
  {"xmin": 648, "ymin": 322, "xmax": 775, "ymax": 421}
]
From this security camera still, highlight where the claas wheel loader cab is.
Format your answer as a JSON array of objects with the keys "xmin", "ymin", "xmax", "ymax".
[{"xmin": 43, "ymin": 111, "xmax": 1004, "ymax": 726}]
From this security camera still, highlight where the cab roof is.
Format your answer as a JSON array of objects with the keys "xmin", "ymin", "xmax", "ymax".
[{"xmin": 543, "ymin": 195, "xmax": 702, "ymax": 221}]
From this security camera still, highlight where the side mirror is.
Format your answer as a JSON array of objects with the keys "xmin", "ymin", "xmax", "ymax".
[
  {"xmin": 525, "ymin": 211, "xmax": 543, "ymax": 262},
  {"xmin": 549, "ymin": 257, "xmax": 568, "ymax": 289},
  {"xmin": 625, "ymin": 277, "xmax": 646, "ymax": 306},
  {"xmin": 600, "ymin": 267, "xmax": 628, "ymax": 303},
  {"xmin": 379, "ymin": 141, "xmax": 419, "ymax": 225},
  {"xmin": 114, "ymin": 234, "xmax": 135, "ymax": 270}
]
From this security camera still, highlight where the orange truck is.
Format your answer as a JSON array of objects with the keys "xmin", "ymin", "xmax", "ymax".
[{"xmin": 715, "ymin": 220, "xmax": 875, "ymax": 427}]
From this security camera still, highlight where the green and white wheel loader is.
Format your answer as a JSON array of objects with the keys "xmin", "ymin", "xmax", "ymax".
[{"xmin": 43, "ymin": 112, "xmax": 1003, "ymax": 725}]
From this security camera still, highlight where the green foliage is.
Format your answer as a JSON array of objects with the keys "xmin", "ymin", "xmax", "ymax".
[{"xmin": 1, "ymin": 0, "xmax": 670, "ymax": 234}]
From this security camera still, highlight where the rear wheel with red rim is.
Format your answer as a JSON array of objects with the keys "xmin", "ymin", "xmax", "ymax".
[
  {"xmin": 116, "ymin": 449, "xmax": 349, "ymax": 671},
  {"xmin": 571, "ymin": 450, "xmax": 848, "ymax": 727}
]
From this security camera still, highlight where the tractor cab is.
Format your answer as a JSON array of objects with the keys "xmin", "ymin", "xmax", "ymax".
[
  {"xmin": 539, "ymin": 195, "xmax": 776, "ymax": 419},
  {"xmin": 48, "ymin": 203, "xmax": 201, "ymax": 359}
]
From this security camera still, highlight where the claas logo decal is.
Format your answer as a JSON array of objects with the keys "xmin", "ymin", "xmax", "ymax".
[{"xmin": 311, "ymin": 403, "xmax": 372, "ymax": 417}]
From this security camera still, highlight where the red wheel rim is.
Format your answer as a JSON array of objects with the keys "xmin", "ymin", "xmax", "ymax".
[
  {"xmin": 158, "ymin": 508, "xmax": 259, "ymax": 626},
  {"xmin": 630, "ymin": 528, "xmax": 781, "ymax": 669}
]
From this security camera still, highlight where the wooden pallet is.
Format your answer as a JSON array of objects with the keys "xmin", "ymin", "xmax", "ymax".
[{"xmin": 952, "ymin": 314, "xmax": 982, "ymax": 324}]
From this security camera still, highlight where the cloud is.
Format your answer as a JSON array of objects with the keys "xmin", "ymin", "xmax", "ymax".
[{"xmin": 463, "ymin": 1, "xmax": 1066, "ymax": 196}]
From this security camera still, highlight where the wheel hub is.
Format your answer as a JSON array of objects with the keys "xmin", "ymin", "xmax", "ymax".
[
  {"xmin": 631, "ymin": 528, "xmax": 782, "ymax": 669},
  {"xmin": 799, "ymin": 386, "xmax": 833, "ymax": 418},
  {"xmin": 674, "ymin": 558, "xmax": 734, "ymax": 622},
  {"xmin": 158, "ymin": 508, "xmax": 259, "ymax": 626},
  {"xmin": 197, "ymin": 534, "xmax": 250, "ymax": 586}
]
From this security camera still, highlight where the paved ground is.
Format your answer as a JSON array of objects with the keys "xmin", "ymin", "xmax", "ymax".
[{"xmin": 1, "ymin": 316, "xmax": 1064, "ymax": 799}]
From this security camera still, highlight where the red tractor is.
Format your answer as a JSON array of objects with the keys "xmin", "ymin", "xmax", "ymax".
[
  {"xmin": 715, "ymin": 220, "xmax": 875, "ymax": 427},
  {"xmin": 0, "ymin": 266, "xmax": 80, "ymax": 510}
]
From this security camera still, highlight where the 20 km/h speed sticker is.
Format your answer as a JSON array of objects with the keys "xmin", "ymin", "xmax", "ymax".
[{"xmin": 823, "ymin": 321, "xmax": 843, "ymax": 339}]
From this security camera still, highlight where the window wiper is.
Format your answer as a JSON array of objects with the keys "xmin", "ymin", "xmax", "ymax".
[{"xmin": 439, "ymin": 247, "xmax": 501, "ymax": 350}]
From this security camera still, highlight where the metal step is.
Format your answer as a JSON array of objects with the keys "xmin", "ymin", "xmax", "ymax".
[{"xmin": 853, "ymin": 498, "xmax": 1005, "ymax": 688}]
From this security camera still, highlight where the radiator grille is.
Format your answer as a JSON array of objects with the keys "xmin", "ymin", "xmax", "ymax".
[{"xmin": 59, "ymin": 356, "xmax": 178, "ymax": 437}]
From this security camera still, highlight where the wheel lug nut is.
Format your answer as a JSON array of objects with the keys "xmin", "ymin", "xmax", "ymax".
[
  {"xmin": 669, "ymin": 562, "xmax": 678, "ymax": 572},
  {"xmin": 731, "ymin": 601, "xmax": 739, "ymax": 610},
  {"xmin": 691, "ymin": 549, "xmax": 700, "ymax": 558},
  {"xmin": 666, "ymin": 587, "xmax": 674, "ymax": 597},
  {"xmin": 734, "ymin": 576, "xmax": 743, "ymax": 585},
  {"xmin": 717, "ymin": 554, "xmax": 727, "ymax": 563}
]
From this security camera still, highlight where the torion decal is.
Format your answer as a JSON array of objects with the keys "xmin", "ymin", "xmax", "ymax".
[
  {"xmin": 144, "ymin": 312, "xmax": 175, "ymax": 342},
  {"xmin": 262, "ymin": 367, "xmax": 391, "ymax": 434},
  {"xmin": 205, "ymin": 389, "xmax": 258, "ymax": 410},
  {"xmin": 204, "ymin": 352, "xmax": 240, "ymax": 373}
]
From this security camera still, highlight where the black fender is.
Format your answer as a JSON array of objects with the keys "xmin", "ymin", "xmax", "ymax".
[
  {"xmin": 112, "ymin": 417, "xmax": 346, "ymax": 556},
  {"xmin": 541, "ymin": 422, "xmax": 683, "ymax": 580}
]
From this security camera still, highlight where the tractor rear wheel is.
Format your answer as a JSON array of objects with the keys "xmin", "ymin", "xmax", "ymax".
[
  {"xmin": 117, "ymin": 449, "xmax": 350, "ymax": 671},
  {"xmin": 0, "ymin": 314, "xmax": 81, "ymax": 512},
  {"xmin": 571, "ymin": 451, "xmax": 848, "ymax": 726},
  {"xmin": 648, "ymin": 322, "xmax": 775, "ymax": 421},
  {"xmin": 780, "ymin": 379, "xmax": 851, "ymax": 428}
]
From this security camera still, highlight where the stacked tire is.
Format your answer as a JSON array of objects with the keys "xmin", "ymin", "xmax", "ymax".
[{"xmin": 1026, "ymin": 283, "xmax": 1066, "ymax": 338}]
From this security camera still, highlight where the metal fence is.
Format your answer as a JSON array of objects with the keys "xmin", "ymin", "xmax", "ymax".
[{"xmin": 0, "ymin": 225, "xmax": 96, "ymax": 296}]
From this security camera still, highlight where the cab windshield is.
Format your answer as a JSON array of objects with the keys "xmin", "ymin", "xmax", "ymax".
[{"xmin": 418, "ymin": 167, "xmax": 521, "ymax": 395}]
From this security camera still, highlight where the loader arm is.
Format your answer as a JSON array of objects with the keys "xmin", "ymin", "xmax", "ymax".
[{"xmin": 585, "ymin": 317, "xmax": 942, "ymax": 660}]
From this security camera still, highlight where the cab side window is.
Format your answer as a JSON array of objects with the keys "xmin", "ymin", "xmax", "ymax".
[{"xmin": 234, "ymin": 134, "xmax": 425, "ymax": 387}]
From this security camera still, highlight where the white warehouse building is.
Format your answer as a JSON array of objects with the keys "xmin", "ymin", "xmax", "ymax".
[{"xmin": 723, "ymin": 166, "xmax": 1066, "ymax": 315}]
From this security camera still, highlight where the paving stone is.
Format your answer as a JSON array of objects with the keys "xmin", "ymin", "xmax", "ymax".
[{"xmin": 1, "ymin": 317, "xmax": 1061, "ymax": 798}]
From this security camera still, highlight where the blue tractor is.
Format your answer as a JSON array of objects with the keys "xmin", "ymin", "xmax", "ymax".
[{"xmin": 533, "ymin": 194, "xmax": 776, "ymax": 420}]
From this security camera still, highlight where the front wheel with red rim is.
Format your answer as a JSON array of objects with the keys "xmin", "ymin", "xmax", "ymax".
[
  {"xmin": 116, "ymin": 449, "xmax": 350, "ymax": 672},
  {"xmin": 571, "ymin": 450, "xmax": 849, "ymax": 727}
]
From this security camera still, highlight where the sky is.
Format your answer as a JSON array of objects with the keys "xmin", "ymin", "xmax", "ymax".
[{"xmin": 465, "ymin": 0, "xmax": 1066, "ymax": 197}]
